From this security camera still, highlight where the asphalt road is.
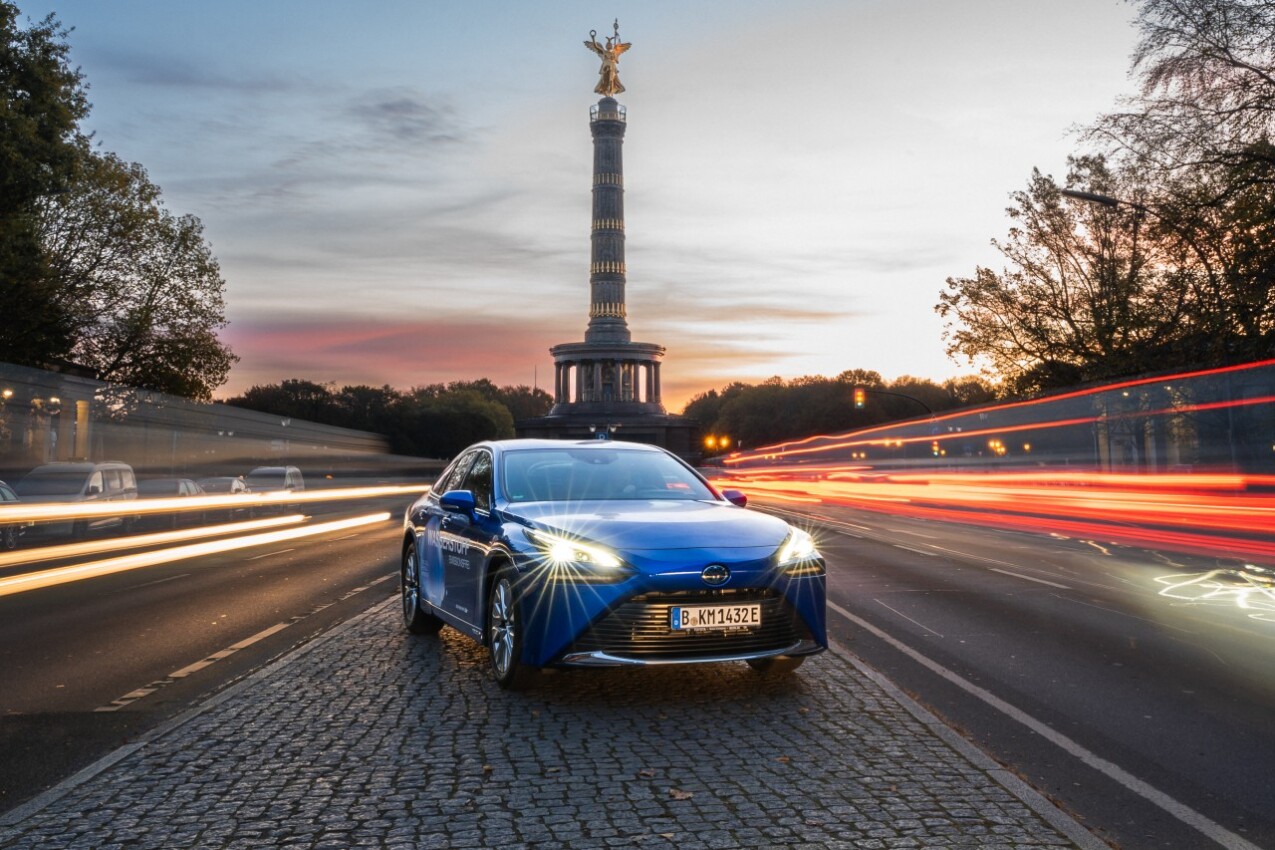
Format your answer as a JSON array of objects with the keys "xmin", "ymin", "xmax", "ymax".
[
  {"xmin": 0, "ymin": 491, "xmax": 417, "ymax": 814},
  {"xmin": 4, "ymin": 487, "xmax": 1274, "ymax": 850},
  {"xmin": 756, "ymin": 496, "xmax": 1275, "ymax": 850}
]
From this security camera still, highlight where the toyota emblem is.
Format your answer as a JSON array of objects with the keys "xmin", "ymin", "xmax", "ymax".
[{"xmin": 700, "ymin": 564, "xmax": 730, "ymax": 586}]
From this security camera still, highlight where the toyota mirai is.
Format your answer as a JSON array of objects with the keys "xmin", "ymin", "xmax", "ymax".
[{"xmin": 399, "ymin": 438, "xmax": 826, "ymax": 689}]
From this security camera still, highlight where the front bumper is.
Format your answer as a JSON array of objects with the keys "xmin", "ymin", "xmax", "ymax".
[{"xmin": 560, "ymin": 639, "xmax": 825, "ymax": 667}]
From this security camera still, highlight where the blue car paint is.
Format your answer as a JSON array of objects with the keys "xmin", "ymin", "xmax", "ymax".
[{"xmin": 403, "ymin": 438, "xmax": 827, "ymax": 669}]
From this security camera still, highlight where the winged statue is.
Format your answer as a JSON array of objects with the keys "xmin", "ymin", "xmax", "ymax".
[{"xmin": 584, "ymin": 20, "xmax": 631, "ymax": 97}]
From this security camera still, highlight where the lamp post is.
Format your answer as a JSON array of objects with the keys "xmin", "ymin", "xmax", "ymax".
[{"xmin": 1059, "ymin": 188, "xmax": 1222, "ymax": 323}]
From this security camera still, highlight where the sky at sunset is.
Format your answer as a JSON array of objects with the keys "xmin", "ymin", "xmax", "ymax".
[{"xmin": 21, "ymin": 0, "xmax": 1141, "ymax": 411}]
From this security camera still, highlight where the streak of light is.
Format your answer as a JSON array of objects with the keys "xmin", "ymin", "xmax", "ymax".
[
  {"xmin": 728, "ymin": 392, "xmax": 1275, "ymax": 464},
  {"xmin": 1155, "ymin": 570, "xmax": 1275, "ymax": 622},
  {"xmin": 727, "ymin": 356, "xmax": 1275, "ymax": 462},
  {"xmin": 0, "ymin": 483, "xmax": 429, "ymax": 524},
  {"xmin": 0, "ymin": 515, "xmax": 305, "ymax": 569},
  {"xmin": 0, "ymin": 512, "xmax": 392, "ymax": 598},
  {"xmin": 709, "ymin": 469, "xmax": 1275, "ymax": 565}
]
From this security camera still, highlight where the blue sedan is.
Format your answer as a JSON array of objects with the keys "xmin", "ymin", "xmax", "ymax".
[{"xmin": 400, "ymin": 439, "xmax": 826, "ymax": 689}]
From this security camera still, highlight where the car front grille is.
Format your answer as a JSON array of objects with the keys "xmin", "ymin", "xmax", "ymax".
[{"xmin": 563, "ymin": 588, "xmax": 808, "ymax": 661}]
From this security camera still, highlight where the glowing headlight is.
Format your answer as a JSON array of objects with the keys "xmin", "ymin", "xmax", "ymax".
[
  {"xmin": 526, "ymin": 528, "xmax": 625, "ymax": 579},
  {"xmin": 776, "ymin": 527, "xmax": 823, "ymax": 576}
]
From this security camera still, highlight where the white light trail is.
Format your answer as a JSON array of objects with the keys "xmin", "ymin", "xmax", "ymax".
[
  {"xmin": 0, "ymin": 515, "xmax": 306, "ymax": 570},
  {"xmin": 0, "ymin": 512, "xmax": 393, "ymax": 598}
]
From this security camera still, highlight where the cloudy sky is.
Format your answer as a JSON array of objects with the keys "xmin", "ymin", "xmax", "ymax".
[{"xmin": 22, "ymin": 0, "xmax": 1140, "ymax": 411}]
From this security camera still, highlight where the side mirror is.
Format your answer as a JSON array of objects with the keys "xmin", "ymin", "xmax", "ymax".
[
  {"xmin": 439, "ymin": 489, "xmax": 476, "ymax": 517},
  {"xmin": 87, "ymin": 484, "xmax": 102, "ymax": 497},
  {"xmin": 722, "ymin": 488, "xmax": 747, "ymax": 507}
]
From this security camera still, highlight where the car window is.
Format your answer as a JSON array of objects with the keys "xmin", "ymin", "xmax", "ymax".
[
  {"xmin": 246, "ymin": 470, "xmax": 285, "ymax": 489},
  {"xmin": 434, "ymin": 452, "xmax": 473, "ymax": 497},
  {"xmin": 461, "ymin": 451, "xmax": 494, "ymax": 513},
  {"xmin": 104, "ymin": 469, "xmax": 122, "ymax": 492},
  {"xmin": 87, "ymin": 471, "xmax": 104, "ymax": 494},
  {"xmin": 503, "ymin": 448, "xmax": 715, "ymax": 502},
  {"xmin": 0, "ymin": 483, "xmax": 15, "ymax": 502},
  {"xmin": 16, "ymin": 470, "xmax": 89, "ymax": 497}
]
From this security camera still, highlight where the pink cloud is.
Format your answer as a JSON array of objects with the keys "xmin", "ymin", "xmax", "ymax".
[{"xmin": 216, "ymin": 316, "xmax": 737, "ymax": 412}]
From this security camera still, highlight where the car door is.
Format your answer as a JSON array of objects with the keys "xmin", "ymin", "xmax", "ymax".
[
  {"xmin": 419, "ymin": 452, "xmax": 474, "ymax": 620},
  {"xmin": 445, "ymin": 449, "xmax": 495, "ymax": 625}
]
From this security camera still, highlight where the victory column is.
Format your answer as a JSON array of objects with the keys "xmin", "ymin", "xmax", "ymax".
[{"xmin": 516, "ymin": 22, "xmax": 698, "ymax": 457}]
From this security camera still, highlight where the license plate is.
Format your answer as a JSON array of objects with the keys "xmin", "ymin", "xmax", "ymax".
[{"xmin": 670, "ymin": 603, "xmax": 761, "ymax": 631}]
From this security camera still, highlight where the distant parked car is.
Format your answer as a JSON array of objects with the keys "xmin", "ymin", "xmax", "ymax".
[
  {"xmin": 135, "ymin": 477, "xmax": 207, "ymax": 530},
  {"xmin": 14, "ymin": 461, "xmax": 139, "ymax": 540},
  {"xmin": 0, "ymin": 479, "xmax": 28, "ymax": 551},
  {"xmin": 196, "ymin": 476, "xmax": 253, "ymax": 521},
  {"xmin": 245, "ymin": 466, "xmax": 304, "ymax": 493},
  {"xmin": 245, "ymin": 466, "xmax": 304, "ymax": 513}
]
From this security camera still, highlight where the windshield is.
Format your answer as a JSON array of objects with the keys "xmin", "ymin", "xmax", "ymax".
[
  {"xmin": 503, "ymin": 448, "xmax": 715, "ymax": 503},
  {"xmin": 15, "ymin": 471, "xmax": 88, "ymax": 497},
  {"xmin": 245, "ymin": 471, "xmax": 285, "ymax": 489}
]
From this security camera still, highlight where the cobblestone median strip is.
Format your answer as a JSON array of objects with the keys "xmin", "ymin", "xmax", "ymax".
[{"xmin": 0, "ymin": 597, "xmax": 1100, "ymax": 849}]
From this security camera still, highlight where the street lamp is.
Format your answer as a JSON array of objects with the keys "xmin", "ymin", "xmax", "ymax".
[{"xmin": 1059, "ymin": 188, "xmax": 1221, "ymax": 308}]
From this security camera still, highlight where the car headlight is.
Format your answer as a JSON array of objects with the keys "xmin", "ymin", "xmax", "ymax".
[
  {"xmin": 776, "ymin": 526, "xmax": 824, "ymax": 576},
  {"xmin": 526, "ymin": 528, "xmax": 628, "ymax": 582}
]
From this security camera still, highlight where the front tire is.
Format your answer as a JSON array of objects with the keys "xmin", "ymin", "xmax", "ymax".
[
  {"xmin": 488, "ymin": 571, "xmax": 535, "ymax": 690},
  {"xmin": 2, "ymin": 525, "xmax": 17, "ymax": 551},
  {"xmin": 401, "ymin": 543, "xmax": 443, "ymax": 635},
  {"xmin": 746, "ymin": 655, "xmax": 805, "ymax": 676}
]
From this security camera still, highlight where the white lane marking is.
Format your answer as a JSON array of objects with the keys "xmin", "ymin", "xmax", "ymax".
[
  {"xmin": 893, "ymin": 529, "xmax": 942, "ymax": 539},
  {"xmin": 987, "ymin": 568, "xmax": 1071, "ymax": 589},
  {"xmin": 167, "ymin": 622, "xmax": 292, "ymax": 680},
  {"xmin": 93, "ymin": 572, "xmax": 396, "ymax": 712},
  {"xmin": 875, "ymin": 598, "xmax": 944, "ymax": 637},
  {"xmin": 121, "ymin": 573, "xmax": 190, "ymax": 591},
  {"xmin": 893, "ymin": 543, "xmax": 938, "ymax": 557},
  {"xmin": 828, "ymin": 599, "xmax": 1263, "ymax": 850},
  {"xmin": 246, "ymin": 548, "xmax": 296, "ymax": 561}
]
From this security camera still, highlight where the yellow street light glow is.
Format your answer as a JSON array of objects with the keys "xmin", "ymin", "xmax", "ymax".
[
  {"xmin": 0, "ymin": 512, "xmax": 392, "ymax": 599},
  {"xmin": 0, "ymin": 483, "xmax": 429, "ymax": 524},
  {"xmin": 0, "ymin": 514, "xmax": 306, "ymax": 570}
]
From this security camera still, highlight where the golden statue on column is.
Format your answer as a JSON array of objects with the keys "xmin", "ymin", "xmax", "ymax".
[{"xmin": 584, "ymin": 20, "xmax": 631, "ymax": 97}]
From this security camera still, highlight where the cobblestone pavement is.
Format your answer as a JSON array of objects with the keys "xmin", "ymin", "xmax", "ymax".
[{"xmin": 0, "ymin": 597, "xmax": 1105, "ymax": 849}]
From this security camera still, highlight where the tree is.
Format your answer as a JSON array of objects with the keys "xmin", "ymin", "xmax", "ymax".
[
  {"xmin": 231, "ymin": 379, "xmax": 342, "ymax": 423},
  {"xmin": 937, "ymin": 157, "xmax": 1196, "ymax": 394},
  {"xmin": 36, "ymin": 151, "xmax": 236, "ymax": 399},
  {"xmin": 0, "ymin": 4, "xmax": 88, "ymax": 364},
  {"xmin": 686, "ymin": 372, "xmax": 977, "ymax": 450},
  {"xmin": 1090, "ymin": 0, "xmax": 1275, "ymax": 187}
]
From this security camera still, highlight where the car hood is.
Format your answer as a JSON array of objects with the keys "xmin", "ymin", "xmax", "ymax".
[{"xmin": 504, "ymin": 499, "xmax": 791, "ymax": 551}]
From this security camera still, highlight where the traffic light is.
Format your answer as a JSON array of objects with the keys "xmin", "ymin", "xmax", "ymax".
[{"xmin": 853, "ymin": 386, "xmax": 866, "ymax": 409}]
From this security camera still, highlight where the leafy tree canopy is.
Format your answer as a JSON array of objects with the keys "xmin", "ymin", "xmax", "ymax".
[
  {"xmin": 2, "ymin": 4, "xmax": 235, "ymax": 399},
  {"xmin": 0, "ymin": 3, "xmax": 88, "ymax": 364},
  {"xmin": 225, "ymin": 379, "xmax": 551, "ymax": 459},
  {"xmin": 683, "ymin": 372, "xmax": 994, "ymax": 451}
]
